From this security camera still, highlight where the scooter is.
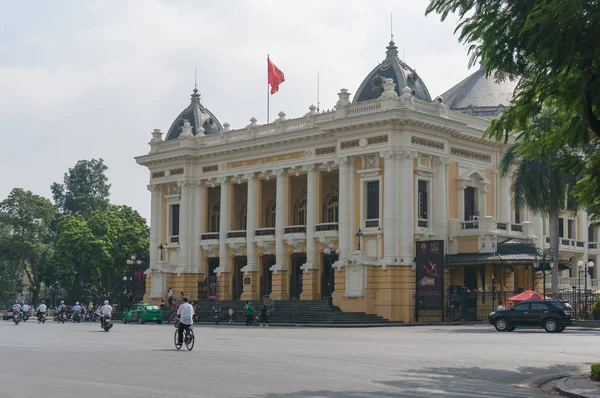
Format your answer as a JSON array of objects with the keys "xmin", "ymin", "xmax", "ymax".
[
  {"xmin": 22, "ymin": 311, "xmax": 30, "ymax": 322},
  {"xmin": 37, "ymin": 312, "xmax": 46, "ymax": 324},
  {"xmin": 213, "ymin": 307, "xmax": 222, "ymax": 325},
  {"xmin": 72, "ymin": 312, "xmax": 81, "ymax": 323},
  {"xmin": 101, "ymin": 316, "xmax": 112, "ymax": 332},
  {"xmin": 13, "ymin": 312, "xmax": 20, "ymax": 325}
]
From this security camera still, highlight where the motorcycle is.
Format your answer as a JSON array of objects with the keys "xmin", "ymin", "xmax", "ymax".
[
  {"xmin": 37, "ymin": 312, "xmax": 46, "ymax": 324},
  {"xmin": 83, "ymin": 312, "xmax": 91, "ymax": 322},
  {"xmin": 57, "ymin": 312, "xmax": 66, "ymax": 324},
  {"xmin": 22, "ymin": 310, "xmax": 30, "ymax": 322},
  {"xmin": 13, "ymin": 311, "xmax": 20, "ymax": 325},
  {"xmin": 72, "ymin": 312, "xmax": 81, "ymax": 323},
  {"xmin": 101, "ymin": 315, "xmax": 112, "ymax": 332},
  {"xmin": 213, "ymin": 307, "xmax": 222, "ymax": 325}
]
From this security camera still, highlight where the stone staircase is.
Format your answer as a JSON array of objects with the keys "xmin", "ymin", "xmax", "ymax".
[{"xmin": 193, "ymin": 300, "xmax": 393, "ymax": 325}]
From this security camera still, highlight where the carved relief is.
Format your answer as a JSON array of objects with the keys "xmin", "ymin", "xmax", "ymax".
[
  {"xmin": 411, "ymin": 136, "xmax": 445, "ymax": 150},
  {"xmin": 202, "ymin": 165, "xmax": 218, "ymax": 173},
  {"xmin": 152, "ymin": 171, "xmax": 165, "ymax": 179},
  {"xmin": 365, "ymin": 154, "xmax": 379, "ymax": 168},
  {"xmin": 167, "ymin": 183, "xmax": 181, "ymax": 195},
  {"xmin": 368, "ymin": 135, "xmax": 389, "ymax": 145},
  {"xmin": 341, "ymin": 139, "xmax": 360, "ymax": 149},
  {"xmin": 316, "ymin": 146, "xmax": 336, "ymax": 156},
  {"xmin": 451, "ymin": 147, "xmax": 492, "ymax": 162},
  {"xmin": 170, "ymin": 168, "xmax": 184, "ymax": 176}
]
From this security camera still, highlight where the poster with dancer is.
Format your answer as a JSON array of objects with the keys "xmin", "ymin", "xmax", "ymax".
[{"xmin": 415, "ymin": 240, "xmax": 444, "ymax": 310}]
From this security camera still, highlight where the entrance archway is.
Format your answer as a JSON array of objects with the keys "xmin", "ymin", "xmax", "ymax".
[
  {"xmin": 261, "ymin": 255, "xmax": 275, "ymax": 298},
  {"xmin": 232, "ymin": 256, "xmax": 246, "ymax": 300},
  {"xmin": 321, "ymin": 253, "xmax": 337, "ymax": 299},
  {"xmin": 290, "ymin": 253, "xmax": 306, "ymax": 300}
]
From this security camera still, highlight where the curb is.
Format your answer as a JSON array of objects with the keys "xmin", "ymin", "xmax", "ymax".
[
  {"xmin": 516, "ymin": 373, "xmax": 569, "ymax": 390},
  {"xmin": 555, "ymin": 377, "xmax": 596, "ymax": 398}
]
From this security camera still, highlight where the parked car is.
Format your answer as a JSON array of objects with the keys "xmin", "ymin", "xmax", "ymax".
[
  {"xmin": 2, "ymin": 300, "xmax": 17, "ymax": 320},
  {"xmin": 122, "ymin": 303, "xmax": 162, "ymax": 324},
  {"xmin": 488, "ymin": 300, "xmax": 573, "ymax": 333}
]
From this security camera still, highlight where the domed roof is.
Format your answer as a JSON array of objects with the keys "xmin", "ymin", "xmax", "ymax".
[
  {"xmin": 165, "ymin": 88, "xmax": 223, "ymax": 140},
  {"xmin": 439, "ymin": 63, "xmax": 518, "ymax": 117},
  {"xmin": 354, "ymin": 40, "xmax": 432, "ymax": 103}
]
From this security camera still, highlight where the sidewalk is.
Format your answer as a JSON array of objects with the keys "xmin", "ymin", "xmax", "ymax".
[{"xmin": 556, "ymin": 376, "xmax": 600, "ymax": 398}]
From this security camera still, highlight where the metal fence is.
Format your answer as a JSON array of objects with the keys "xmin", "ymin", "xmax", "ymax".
[{"xmin": 547, "ymin": 290, "xmax": 598, "ymax": 320}]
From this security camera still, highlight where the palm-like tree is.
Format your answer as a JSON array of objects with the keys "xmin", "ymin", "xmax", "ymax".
[{"xmin": 500, "ymin": 146, "xmax": 579, "ymax": 293}]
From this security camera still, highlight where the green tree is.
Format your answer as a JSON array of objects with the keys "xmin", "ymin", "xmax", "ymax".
[
  {"xmin": 500, "ymin": 141, "xmax": 579, "ymax": 294},
  {"xmin": 0, "ymin": 188, "xmax": 56, "ymax": 303},
  {"xmin": 426, "ymin": 0, "xmax": 600, "ymax": 218},
  {"xmin": 51, "ymin": 159, "xmax": 111, "ymax": 218}
]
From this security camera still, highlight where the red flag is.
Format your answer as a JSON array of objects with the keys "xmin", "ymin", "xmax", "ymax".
[{"xmin": 268, "ymin": 56, "xmax": 285, "ymax": 95}]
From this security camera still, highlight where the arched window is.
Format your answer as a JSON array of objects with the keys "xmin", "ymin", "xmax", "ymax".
[
  {"xmin": 295, "ymin": 196, "xmax": 307, "ymax": 225},
  {"xmin": 325, "ymin": 194, "xmax": 339, "ymax": 223},
  {"xmin": 266, "ymin": 201, "xmax": 276, "ymax": 228},
  {"xmin": 240, "ymin": 204, "xmax": 247, "ymax": 230},
  {"xmin": 209, "ymin": 202, "xmax": 220, "ymax": 232}
]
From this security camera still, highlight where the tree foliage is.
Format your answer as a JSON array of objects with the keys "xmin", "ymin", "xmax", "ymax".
[{"xmin": 51, "ymin": 158, "xmax": 111, "ymax": 218}]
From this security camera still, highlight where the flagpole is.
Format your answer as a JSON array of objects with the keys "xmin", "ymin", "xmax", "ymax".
[{"xmin": 267, "ymin": 54, "xmax": 270, "ymax": 123}]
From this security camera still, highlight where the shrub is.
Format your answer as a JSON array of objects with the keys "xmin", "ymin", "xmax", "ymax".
[
  {"xmin": 591, "ymin": 364, "xmax": 600, "ymax": 381},
  {"xmin": 591, "ymin": 300, "xmax": 600, "ymax": 312}
]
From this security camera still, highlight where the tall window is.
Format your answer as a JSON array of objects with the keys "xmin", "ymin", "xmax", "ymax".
[
  {"xmin": 514, "ymin": 208, "xmax": 521, "ymax": 224},
  {"xmin": 325, "ymin": 195, "xmax": 339, "ymax": 223},
  {"xmin": 240, "ymin": 204, "xmax": 247, "ymax": 230},
  {"xmin": 170, "ymin": 204, "xmax": 180, "ymax": 236},
  {"xmin": 418, "ymin": 180, "xmax": 428, "ymax": 220},
  {"xmin": 266, "ymin": 201, "xmax": 276, "ymax": 228},
  {"xmin": 209, "ymin": 203, "xmax": 220, "ymax": 232},
  {"xmin": 366, "ymin": 181, "xmax": 380, "ymax": 220},
  {"xmin": 589, "ymin": 225, "xmax": 595, "ymax": 242},
  {"xmin": 464, "ymin": 187, "xmax": 476, "ymax": 221},
  {"xmin": 568, "ymin": 219, "xmax": 575, "ymax": 239},
  {"xmin": 295, "ymin": 197, "xmax": 307, "ymax": 225},
  {"xmin": 559, "ymin": 217, "xmax": 564, "ymax": 238}
]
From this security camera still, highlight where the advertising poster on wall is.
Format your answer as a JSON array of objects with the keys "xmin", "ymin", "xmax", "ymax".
[{"xmin": 415, "ymin": 240, "xmax": 445, "ymax": 310}]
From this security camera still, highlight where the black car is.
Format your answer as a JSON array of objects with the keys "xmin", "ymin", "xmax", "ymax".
[{"xmin": 488, "ymin": 300, "xmax": 573, "ymax": 333}]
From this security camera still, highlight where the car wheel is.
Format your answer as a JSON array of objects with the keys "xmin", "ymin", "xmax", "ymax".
[
  {"xmin": 138, "ymin": 316, "xmax": 145, "ymax": 324},
  {"xmin": 506, "ymin": 326, "xmax": 516, "ymax": 332},
  {"xmin": 122, "ymin": 317, "xmax": 127, "ymax": 324},
  {"xmin": 544, "ymin": 318, "xmax": 558, "ymax": 333},
  {"xmin": 494, "ymin": 318, "xmax": 509, "ymax": 332}
]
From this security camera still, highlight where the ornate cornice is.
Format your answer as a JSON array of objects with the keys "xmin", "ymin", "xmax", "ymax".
[
  {"xmin": 411, "ymin": 136, "xmax": 445, "ymax": 150},
  {"xmin": 450, "ymin": 147, "xmax": 492, "ymax": 163}
]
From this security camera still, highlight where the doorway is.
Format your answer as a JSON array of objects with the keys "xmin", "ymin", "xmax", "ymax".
[
  {"xmin": 321, "ymin": 253, "xmax": 337, "ymax": 299},
  {"xmin": 232, "ymin": 256, "xmax": 247, "ymax": 300},
  {"xmin": 464, "ymin": 187, "xmax": 477, "ymax": 221},
  {"xmin": 290, "ymin": 253, "xmax": 306, "ymax": 300},
  {"xmin": 261, "ymin": 255, "xmax": 275, "ymax": 298}
]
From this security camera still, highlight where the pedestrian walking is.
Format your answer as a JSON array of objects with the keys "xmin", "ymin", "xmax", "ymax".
[
  {"xmin": 245, "ymin": 301, "xmax": 253, "ymax": 326},
  {"xmin": 168, "ymin": 288, "xmax": 173, "ymax": 306},
  {"xmin": 260, "ymin": 304, "xmax": 269, "ymax": 327}
]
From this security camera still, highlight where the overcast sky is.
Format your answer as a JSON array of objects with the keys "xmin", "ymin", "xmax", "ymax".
[{"xmin": 0, "ymin": 0, "xmax": 471, "ymax": 222}]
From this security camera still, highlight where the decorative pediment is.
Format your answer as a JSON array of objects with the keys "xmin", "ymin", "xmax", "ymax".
[{"xmin": 458, "ymin": 164, "xmax": 490, "ymax": 185}]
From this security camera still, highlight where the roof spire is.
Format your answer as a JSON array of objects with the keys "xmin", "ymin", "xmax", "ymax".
[
  {"xmin": 390, "ymin": 12, "xmax": 394, "ymax": 42},
  {"xmin": 386, "ymin": 39, "xmax": 399, "ymax": 60},
  {"xmin": 191, "ymin": 67, "xmax": 201, "ymax": 104},
  {"xmin": 194, "ymin": 66, "xmax": 197, "ymax": 90}
]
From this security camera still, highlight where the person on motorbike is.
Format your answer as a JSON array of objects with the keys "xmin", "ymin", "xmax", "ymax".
[
  {"xmin": 56, "ymin": 301, "xmax": 67, "ymax": 313},
  {"xmin": 176, "ymin": 297, "xmax": 194, "ymax": 345},
  {"xmin": 36, "ymin": 301, "xmax": 47, "ymax": 321},
  {"xmin": 99, "ymin": 300, "xmax": 112, "ymax": 326},
  {"xmin": 22, "ymin": 302, "xmax": 31, "ymax": 318},
  {"xmin": 12, "ymin": 302, "xmax": 22, "ymax": 320},
  {"xmin": 72, "ymin": 302, "xmax": 82, "ymax": 321}
]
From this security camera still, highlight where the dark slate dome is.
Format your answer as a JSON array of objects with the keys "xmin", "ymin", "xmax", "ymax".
[
  {"xmin": 165, "ymin": 88, "xmax": 223, "ymax": 140},
  {"xmin": 354, "ymin": 40, "xmax": 432, "ymax": 103},
  {"xmin": 438, "ymin": 63, "xmax": 518, "ymax": 117}
]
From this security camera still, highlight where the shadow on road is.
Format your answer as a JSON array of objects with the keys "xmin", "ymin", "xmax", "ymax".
[{"xmin": 255, "ymin": 364, "xmax": 582, "ymax": 398}]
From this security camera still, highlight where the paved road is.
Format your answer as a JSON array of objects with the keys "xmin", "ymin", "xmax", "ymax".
[{"xmin": 0, "ymin": 321, "xmax": 597, "ymax": 397}]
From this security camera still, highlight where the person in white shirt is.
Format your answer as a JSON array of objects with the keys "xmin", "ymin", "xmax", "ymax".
[
  {"xmin": 36, "ymin": 301, "xmax": 47, "ymax": 321},
  {"xmin": 176, "ymin": 297, "xmax": 194, "ymax": 344},
  {"xmin": 497, "ymin": 303, "xmax": 506, "ymax": 311},
  {"xmin": 99, "ymin": 300, "xmax": 113, "ymax": 326},
  {"xmin": 12, "ymin": 302, "xmax": 22, "ymax": 319},
  {"xmin": 22, "ymin": 303, "xmax": 30, "ymax": 313}
]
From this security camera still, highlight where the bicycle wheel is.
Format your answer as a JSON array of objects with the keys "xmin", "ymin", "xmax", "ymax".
[
  {"xmin": 174, "ymin": 329, "xmax": 182, "ymax": 350},
  {"xmin": 185, "ymin": 328, "xmax": 195, "ymax": 351}
]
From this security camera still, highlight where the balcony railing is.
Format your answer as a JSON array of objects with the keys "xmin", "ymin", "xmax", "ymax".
[
  {"xmin": 510, "ymin": 224, "xmax": 523, "ymax": 232},
  {"xmin": 589, "ymin": 243, "xmax": 598, "ymax": 249},
  {"xmin": 460, "ymin": 221, "xmax": 479, "ymax": 230},
  {"xmin": 170, "ymin": 236, "xmax": 179, "ymax": 244},
  {"xmin": 365, "ymin": 219, "xmax": 379, "ymax": 229},
  {"xmin": 496, "ymin": 223, "xmax": 507, "ymax": 231},
  {"xmin": 201, "ymin": 233, "xmax": 219, "ymax": 240},
  {"xmin": 316, "ymin": 222, "xmax": 338, "ymax": 232},
  {"xmin": 255, "ymin": 227, "xmax": 275, "ymax": 236},
  {"xmin": 284, "ymin": 225, "xmax": 306, "ymax": 234},
  {"xmin": 227, "ymin": 230, "xmax": 246, "ymax": 239},
  {"xmin": 417, "ymin": 219, "xmax": 428, "ymax": 228}
]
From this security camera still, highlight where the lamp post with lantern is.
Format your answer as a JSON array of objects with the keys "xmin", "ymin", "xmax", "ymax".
[
  {"xmin": 126, "ymin": 256, "xmax": 143, "ymax": 305},
  {"xmin": 532, "ymin": 248, "xmax": 556, "ymax": 300},
  {"xmin": 323, "ymin": 243, "xmax": 340, "ymax": 307},
  {"xmin": 577, "ymin": 259, "xmax": 595, "ymax": 319}
]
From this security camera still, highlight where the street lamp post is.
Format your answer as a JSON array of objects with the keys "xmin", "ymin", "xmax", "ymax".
[
  {"xmin": 533, "ymin": 248, "xmax": 556, "ymax": 300},
  {"xmin": 126, "ymin": 255, "xmax": 143, "ymax": 304},
  {"xmin": 355, "ymin": 229, "xmax": 364, "ymax": 251},
  {"xmin": 323, "ymin": 243, "xmax": 340, "ymax": 307},
  {"xmin": 577, "ymin": 260, "xmax": 595, "ymax": 319}
]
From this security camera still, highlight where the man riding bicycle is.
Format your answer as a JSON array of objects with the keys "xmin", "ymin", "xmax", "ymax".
[{"xmin": 176, "ymin": 297, "xmax": 194, "ymax": 345}]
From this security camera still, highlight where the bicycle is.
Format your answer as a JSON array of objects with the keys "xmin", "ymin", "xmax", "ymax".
[{"xmin": 173, "ymin": 322, "xmax": 195, "ymax": 351}]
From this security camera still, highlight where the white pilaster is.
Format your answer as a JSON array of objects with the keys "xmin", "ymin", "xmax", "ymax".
[
  {"xmin": 434, "ymin": 157, "xmax": 449, "ymax": 241},
  {"xmin": 192, "ymin": 181, "xmax": 204, "ymax": 274},
  {"xmin": 457, "ymin": 180, "xmax": 466, "ymax": 221},
  {"xmin": 148, "ymin": 184, "xmax": 161, "ymax": 268},
  {"xmin": 338, "ymin": 157, "xmax": 352, "ymax": 262},
  {"xmin": 218, "ymin": 177, "xmax": 230, "ymax": 272},
  {"xmin": 381, "ymin": 151, "xmax": 397, "ymax": 260},
  {"xmin": 178, "ymin": 181, "xmax": 191, "ymax": 273},
  {"xmin": 244, "ymin": 173, "xmax": 258, "ymax": 272},
  {"xmin": 398, "ymin": 151, "xmax": 415, "ymax": 263},
  {"xmin": 479, "ymin": 185, "xmax": 488, "ymax": 218},
  {"xmin": 273, "ymin": 169, "xmax": 288, "ymax": 271},
  {"xmin": 580, "ymin": 210, "xmax": 588, "ymax": 242},
  {"xmin": 304, "ymin": 165, "xmax": 319, "ymax": 269},
  {"xmin": 500, "ymin": 176, "xmax": 511, "ymax": 222}
]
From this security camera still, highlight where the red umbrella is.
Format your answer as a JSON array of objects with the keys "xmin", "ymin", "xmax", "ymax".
[{"xmin": 507, "ymin": 290, "xmax": 552, "ymax": 302}]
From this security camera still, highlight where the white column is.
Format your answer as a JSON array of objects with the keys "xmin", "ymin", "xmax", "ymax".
[
  {"xmin": 534, "ymin": 214, "xmax": 544, "ymax": 249},
  {"xmin": 218, "ymin": 177, "xmax": 230, "ymax": 272},
  {"xmin": 338, "ymin": 157, "xmax": 352, "ymax": 261},
  {"xmin": 479, "ymin": 185, "xmax": 488, "ymax": 218},
  {"xmin": 398, "ymin": 151, "xmax": 415, "ymax": 263},
  {"xmin": 273, "ymin": 169, "xmax": 287, "ymax": 271},
  {"xmin": 192, "ymin": 182, "xmax": 204, "ymax": 274},
  {"xmin": 500, "ymin": 176, "xmax": 511, "ymax": 222},
  {"xmin": 381, "ymin": 151, "xmax": 397, "ymax": 260},
  {"xmin": 580, "ymin": 210, "xmax": 588, "ymax": 242},
  {"xmin": 303, "ymin": 165, "xmax": 319, "ymax": 269},
  {"xmin": 244, "ymin": 173, "xmax": 258, "ymax": 272},
  {"xmin": 457, "ymin": 181, "xmax": 466, "ymax": 221},
  {"xmin": 434, "ymin": 157, "xmax": 449, "ymax": 241},
  {"xmin": 148, "ymin": 184, "xmax": 161, "ymax": 268},
  {"xmin": 178, "ymin": 181, "xmax": 191, "ymax": 272}
]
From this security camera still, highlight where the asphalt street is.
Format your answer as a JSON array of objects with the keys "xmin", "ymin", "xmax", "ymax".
[{"xmin": 0, "ymin": 320, "xmax": 597, "ymax": 398}]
